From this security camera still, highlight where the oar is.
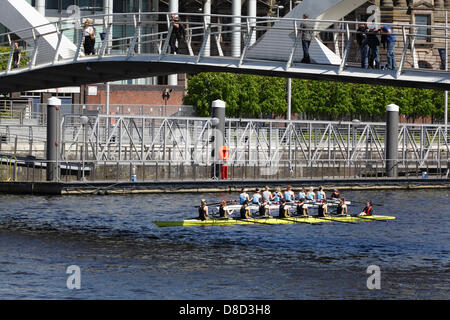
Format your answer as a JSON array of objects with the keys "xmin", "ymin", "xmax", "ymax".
[
  {"xmin": 351, "ymin": 215, "xmax": 387, "ymax": 222},
  {"xmin": 313, "ymin": 214, "xmax": 357, "ymax": 224},
  {"xmin": 193, "ymin": 199, "xmax": 237, "ymax": 208},
  {"xmin": 349, "ymin": 200, "xmax": 383, "ymax": 207},
  {"xmin": 238, "ymin": 216, "xmax": 273, "ymax": 226},
  {"xmin": 276, "ymin": 215, "xmax": 316, "ymax": 225}
]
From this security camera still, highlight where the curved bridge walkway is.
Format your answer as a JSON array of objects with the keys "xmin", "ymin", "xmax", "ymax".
[{"xmin": 1, "ymin": 12, "xmax": 450, "ymax": 92}]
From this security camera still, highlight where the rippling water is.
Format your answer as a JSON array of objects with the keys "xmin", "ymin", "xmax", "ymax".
[{"xmin": 0, "ymin": 189, "xmax": 449, "ymax": 299}]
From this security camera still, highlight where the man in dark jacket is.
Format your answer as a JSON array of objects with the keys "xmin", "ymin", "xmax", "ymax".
[
  {"xmin": 356, "ymin": 24, "xmax": 369, "ymax": 69},
  {"xmin": 169, "ymin": 14, "xmax": 186, "ymax": 54}
]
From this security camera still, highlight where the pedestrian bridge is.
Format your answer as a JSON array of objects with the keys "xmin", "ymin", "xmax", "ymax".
[{"xmin": 1, "ymin": 11, "xmax": 450, "ymax": 92}]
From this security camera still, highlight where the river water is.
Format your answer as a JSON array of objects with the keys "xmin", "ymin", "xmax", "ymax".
[{"xmin": 0, "ymin": 189, "xmax": 448, "ymax": 299}]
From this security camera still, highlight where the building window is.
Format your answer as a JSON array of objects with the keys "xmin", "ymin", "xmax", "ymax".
[
  {"xmin": 46, "ymin": 0, "xmax": 104, "ymax": 12},
  {"xmin": 415, "ymin": 14, "xmax": 431, "ymax": 42}
]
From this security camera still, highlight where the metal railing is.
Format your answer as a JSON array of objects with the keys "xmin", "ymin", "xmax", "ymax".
[
  {"xmin": 6, "ymin": 158, "xmax": 449, "ymax": 183},
  {"xmin": 1, "ymin": 12, "xmax": 450, "ymax": 83}
]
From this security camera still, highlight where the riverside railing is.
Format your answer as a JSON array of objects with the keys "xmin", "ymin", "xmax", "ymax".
[{"xmin": 5, "ymin": 158, "xmax": 449, "ymax": 183}]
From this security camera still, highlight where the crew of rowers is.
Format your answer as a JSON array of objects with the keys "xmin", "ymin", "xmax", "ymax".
[{"xmin": 198, "ymin": 186, "xmax": 374, "ymax": 220}]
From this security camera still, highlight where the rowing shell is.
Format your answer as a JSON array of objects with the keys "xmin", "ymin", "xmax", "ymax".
[{"xmin": 153, "ymin": 215, "xmax": 396, "ymax": 227}]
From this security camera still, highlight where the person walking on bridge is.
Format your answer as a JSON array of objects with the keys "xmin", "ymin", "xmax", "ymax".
[
  {"xmin": 12, "ymin": 42, "xmax": 21, "ymax": 68},
  {"xmin": 380, "ymin": 25, "xmax": 396, "ymax": 70},
  {"xmin": 300, "ymin": 14, "xmax": 314, "ymax": 64},
  {"xmin": 83, "ymin": 18, "xmax": 96, "ymax": 55}
]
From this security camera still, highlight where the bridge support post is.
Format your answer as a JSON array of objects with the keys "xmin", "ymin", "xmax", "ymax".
[
  {"xmin": 385, "ymin": 104, "xmax": 399, "ymax": 177},
  {"xmin": 46, "ymin": 97, "xmax": 61, "ymax": 181},
  {"xmin": 211, "ymin": 100, "xmax": 226, "ymax": 179}
]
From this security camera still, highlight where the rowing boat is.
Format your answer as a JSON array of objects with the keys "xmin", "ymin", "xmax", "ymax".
[{"xmin": 153, "ymin": 215, "xmax": 396, "ymax": 227}]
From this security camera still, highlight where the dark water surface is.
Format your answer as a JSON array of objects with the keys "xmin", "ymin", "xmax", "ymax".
[{"xmin": 0, "ymin": 190, "xmax": 448, "ymax": 299}]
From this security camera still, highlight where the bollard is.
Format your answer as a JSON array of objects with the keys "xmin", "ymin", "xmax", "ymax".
[
  {"xmin": 46, "ymin": 97, "xmax": 61, "ymax": 181},
  {"xmin": 385, "ymin": 104, "xmax": 399, "ymax": 177},
  {"xmin": 211, "ymin": 100, "xmax": 226, "ymax": 179}
]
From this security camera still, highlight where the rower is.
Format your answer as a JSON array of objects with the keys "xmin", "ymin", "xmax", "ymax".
[
  {"xmin": 279, "ymin": 198, "xmax": 290, "ymax": 218},
  {"xmin": 318, "ymin": 199, "xmax": 328, "ymax": 217},
  {"xmin": 240, "ymin": 200, "xmax": 252, "ymax": 219},
  {"xmin": 262, "ymin": 186, "xmax": 274, "ymax": 203},
  {"xmin": 198, "ymin": 199, "xmax": 209, "ymax": 221},
  {"xmin": 239, "ymin": 188, "xmax": 250, "ymax": 205},
  {"xmin": 284, "ymin": 185, "xmax": 295, "ymax": 203},
  {"xmin": 298, "ymin": 188, "xmax": 306, "ymax": 201},
  {"xmin": 358, "ymin": 201, "xmax": 374, "ymax": 216},
  {"xmin": 219, "ymin": 200, "xmax": 233, "ymax": 218},
  {"xmin": 330, "ymin": 189, "xmax": 340, "ymax": 199},
  {"xmin": 306, "ymin": 187, "xmax": 315, "ymax": 201},
  {"xmin": 259, "ymin": 199, "xmax": 271, "ymax": 217},
  {"xmin": 273, "ymin": 187, "xmax": 283, "ymax": 204},
  {"xmin": 251, "ymin": 188, "xmax": 262, "ymax": 205},
  {"xmin": 296, "ymin": 197, "xmax": 308, "ymax": 216},
  {"xmin": 336, "ymin": 198, "xmax": 348, "ymax": 216},
  {"xmin": 316, "ymin": 186, "xmax": 326, "ymax": 202}
]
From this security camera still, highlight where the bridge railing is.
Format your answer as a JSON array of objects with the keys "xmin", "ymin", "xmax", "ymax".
[{"xmin": 1, "ymin": 12, "xmax": 450, "ymax": 77}]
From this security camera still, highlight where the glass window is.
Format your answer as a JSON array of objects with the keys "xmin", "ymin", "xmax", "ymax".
[
  {"xmin": 46, "ymin": 0, "xmax": 59, "ymax": 9},
  {"xmin": 415, "ymin": 15, "xmax": 431, "ymax": 42}
]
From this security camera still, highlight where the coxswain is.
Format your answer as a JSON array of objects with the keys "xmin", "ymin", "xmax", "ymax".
[
  {"xmin": 296, "ymin": 198, "xmax": 308, "ymax": 216},
  {"xmin": 252, "ymin": 188, "xmax": 263, "ymax": 205},
  {"xmin": 219, "ymin": 200, "xmax": 233, "ymax": 218},
  {"xmin": 240, "ymin": 200, "xmax": 252, "ymax": 219},
  {"xmin": 198, "ymin": 199, "xmax": 209, "ymax": 221},
  {"xmin": 330, "ymin": 189, "xmax": 340, "ymax": 199},
  {"xmin": 284, "ymin": 185, "xmax": 295, "ymax": 202},
  {"xmin": 316, "ymin": 186, "xmax": 326, "ymax": 201},
  {"xmin": 336, "ymin": 198, "xmax": 348, "ymax": 216},
  {"xmin": 358, "ymin": 201, "xmax": 374, "ymax": 216},
  {"xmin": 306, "ymin": 187, "xmax": 315, "ymax": 201},
  {"xmin": 318, "ymin": 199, "xmax": 328, "ymax": 217},
  {"xmin": 239, "ymin": 188, "xmax": 250, "ymax": 205},
  {"xmin": 272, "ymin": 187, "xmax": 283, "ymax": 204},
  {"xmin": 259, "ymin": 199, "xmax": 271, "ymax": 217},
  {"xmin": 279, "ymin": 198, "xmax": 290, "ymax": 218},
  {"xmin": 262, "ymin": 186, "xmax": 274, "ymax": 203}
]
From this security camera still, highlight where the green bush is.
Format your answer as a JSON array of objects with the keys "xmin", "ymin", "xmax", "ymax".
[{"xmin": 184, "ymin": 73, "xmax": 445, "ymax": 122}]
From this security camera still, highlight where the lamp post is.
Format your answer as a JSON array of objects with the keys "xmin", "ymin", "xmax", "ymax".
[{"xmin": 80, "ymin": 115, "xmax": 89, "ymax": 181}]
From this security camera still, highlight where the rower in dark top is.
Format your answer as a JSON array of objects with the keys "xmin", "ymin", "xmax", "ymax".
[
  {"xmin": 296, "ymin": 197, "xmax": 308, "ymax": 216},
  {"xmin": 279, "ymin": 198, "xmax": 290, "ymax": 218},
  {"xmin": 219, "ymin": 200, "xmax": 233, "ymax": 218},
  {"xmin": 358, "ymin": 201, "xmax": 374, "ymax": 216},
  {"xmin": 240, "ymin": 200, "xmax": 252, "ymax": 219},
  {"xmin": 336, "ymin": 198, "xmax": 348, "ymax": 216},
  {"xmin": 198, "ymin": 199, "xmax": 209, "ymax": 221},
  {"xmin": 318, "ymin": 199, "xmax": 328, "ymax": 217},
  {"xmin": 259, "ymin": 199, "xmax": 271, "ymax": 217},
  {"xmin": 330, "ymin": 189, "xmax": 340, "ymax": 199}
]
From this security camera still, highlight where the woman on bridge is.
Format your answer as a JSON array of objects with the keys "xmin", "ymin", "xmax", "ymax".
[{"xmin": 83, "ymin": 18, "xmax": 96, "ymax": 56}]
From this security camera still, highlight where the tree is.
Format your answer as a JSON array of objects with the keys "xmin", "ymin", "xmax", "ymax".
[{"xmin": 183, "ymin": 73, "xmax": 446, "ymax": 122}]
